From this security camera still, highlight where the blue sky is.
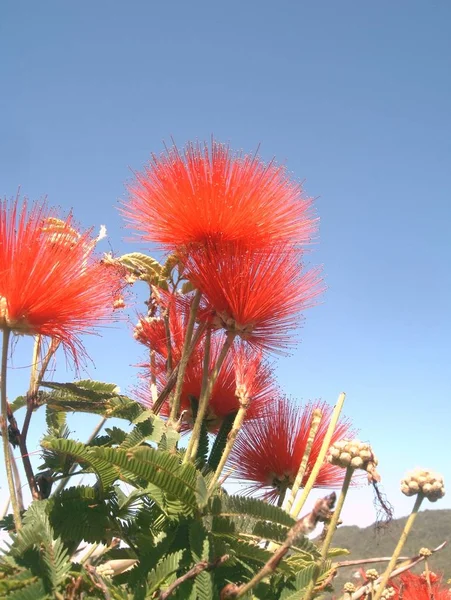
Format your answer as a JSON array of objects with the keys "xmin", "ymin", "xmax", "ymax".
[{"xmin": 1, "ymin": 1, "xmax": 450, "ymax": 529}]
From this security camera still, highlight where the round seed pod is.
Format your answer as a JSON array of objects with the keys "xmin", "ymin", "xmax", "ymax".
[
  {"xmin": 365, "ymin": 568, "xmax": 379, "ymax": 580},
  {"xmin": 400, "ymin": 469, "xmax": 445, "ymax": 501}
]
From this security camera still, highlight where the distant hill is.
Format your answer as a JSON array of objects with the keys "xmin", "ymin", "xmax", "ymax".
[{"xmin": 323, "ymin": 509, "xmax": 451, "ymax": 598}]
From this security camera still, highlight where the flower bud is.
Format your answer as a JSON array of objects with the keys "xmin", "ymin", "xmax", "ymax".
[{"xmin": 400, "ymin": 469, "xmax": 445, "ymax": 501}]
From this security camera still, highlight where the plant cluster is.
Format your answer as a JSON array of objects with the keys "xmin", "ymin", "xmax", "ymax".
[{"xmin": 0, "ymin": 141, "xmax": 447, "ymax": 599}]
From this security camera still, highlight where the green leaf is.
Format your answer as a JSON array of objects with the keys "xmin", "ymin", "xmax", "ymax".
[
  {"xmin": 9, "ymin": 395, "xmax": 28, "ymax": 413},
  {"xmin": 180, "ymin": 280, "xmax": 196, "ymax": 294},
  {"xmin": 45, "ymin": 405, "xmax": 66, "ymax": 431},
  {"xmin": 7, "ymin": 581, "xmax": 48, "ymax": 600},
  {"xmin": 40, "ymin": 380, "xmax": 143, "ymax": 421},
  {"xmin": 120, "ymin": 415, "xmax": 166, "ymax": 449},
  {"xmin": 41, "ymin": 437, "xmax": 118, "ymax": 492},
  {"xmin": 209, "ymin": 495, "xmax": 296, "ymax": 528},
  {"xmin": 207, "ymin": 413, "xmax": 235, "ymax": 471},
  {"xmin": 49, "ymin": 486, "xmax": 114, "ymax": 544},
  {"xmin": 189, "ymin": 522, "xmax": 214, "ymax": 600},
  {"xmin": 91, "ymin": 446, "xmax": 204, "ymax": 511},
  {"xmin": 11, "ymin": 501, "xmax": 72, "ymax": 594},
  {"xmin": 147, "ymin": 550, "xmax": 184, "ymax": 595},
  {"xmin": 117, "ymin": 252, "xmax": 165, "ymax": 287}
]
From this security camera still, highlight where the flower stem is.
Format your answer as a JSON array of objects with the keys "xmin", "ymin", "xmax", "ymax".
[
  {"xmin": 169, "ymin": 289, "xmax": 201, "ymax": 422},
  {"xmin": 208, "ymin": 401, "xmax": 248, "ymax": 493},
  {"xmin": 303, "ymin": 465, "xmax": 354, "ymax": 600},
  {"xmin": 372, "ymin": 493, "xmax": 424, "ymax": 600},
  {"xmin": 0, "ymin": 329, "xmax": 22, "ymax": 530},
  {"xmin": 284, "ymin": 408, "xmax": 322, "ymax": 514},
  {"xmin": 291, "ymin": 392, "xmax": 346, "ymax": 519},
  {"xmin": 184, "ymin": 331, "xmax": 235, "ymax": 463},
  {"xmin": 19, "ymin": 337, "xmax": 60, "ymax": 500}
]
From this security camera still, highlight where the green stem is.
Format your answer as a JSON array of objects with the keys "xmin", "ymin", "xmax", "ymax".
[
  {"xmin": 183, "ymin": 326, "xmax": 211, "ymax": 463},
  {"xmin": 284, "ymin": 408, "xmax": 322, "ymax": 514},
  {"xmin": 169, "ymin": 289, "xmax": 202, "ymax": 421},
  {"xmin": 208, "ymin": 401, "xmax": 247, "ymax": 493},
  {"xmin": 303, "ymin": 466, "xmax": 354, "ymax": 600},
  {"xmin": 372, "ymin": 494, "xmax": 424, "ymax": 600},
  {"xmin": 152, "ymin": 321, "xmax": 206, "ymax": 416},
  {"xmin": 291, "ymin": 392, "xmax": 346, "ymax": 519},
  {"xmin": 0, "ymin": 329, "xmax": 21, "ymax": 529},
  {"xmin": 184, "ymin": 331, "xmax": 235, "ymax": 463}
]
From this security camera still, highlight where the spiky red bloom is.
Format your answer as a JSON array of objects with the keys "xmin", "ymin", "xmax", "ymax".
[
  {"xmin": 135, "ymin": 321, "xmax": 276, "ymax": 431},
  {"xmin": 0, "ymin": 197, "xmax": 122, "ymax": 359},
  {"xmin": 124, "ymin": 141, "xmax": 316, "ymax": 250},
  {"xmin": 228, "ymin": 397, "xmax": 356, "ymax": 502},
  {"xmin": 389, "ymin": 571, "xmax": 451, "ymax": 599},
  {"xmin": 186, "ymin": 242, "xmax": 323, "ymax": 352}
]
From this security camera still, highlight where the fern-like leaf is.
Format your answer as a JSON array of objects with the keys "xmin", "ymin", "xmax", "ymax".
[{"xmin": 41, "ymin": 437, "xmax": 118, "ymax": 491}]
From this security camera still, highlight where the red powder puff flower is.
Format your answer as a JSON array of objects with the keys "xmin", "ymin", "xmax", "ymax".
[
  {"xmin": 186, "ymin": 241, "xmax": 323, "ymax": 353},
  {"xmin": 389, "ymin": 571, "xmax": 451, "ymax": 599},
  {"xmin": 228, "ymin": 397, "xmax": 356, "ymax": 502},
  {"xmin": 136, "ymin": 337, "xmax": 276, "ymax": 432},
  {"xmin": 0, "ymin": 196, "xmax": 123, "ymax": 360},
  {"xmin": 124, "ymin": 140, "xmax": 317, "ymax": 251}
]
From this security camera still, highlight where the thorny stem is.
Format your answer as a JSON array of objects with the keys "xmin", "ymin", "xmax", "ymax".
[
  {"xmin": 169, "ymin": 289, "xmax": 202, "ymax": 421},
  {"xmin": 228, "ymin": 493, "xmax": 336, "ymax": 598},
  {"xmin": 53, "ymin": 417, "xmax": 107, "ymax": 495},
  {"xmin": 0, "ymin": 329, "xmax": 21, "ymax": 529},
  {"xmin": 284, "ymin": 408, "xmax": 322, "ymax": 514},
  {"xmin": 303, "ymin": 466, "xmax": 354, "ymax": 600},
  {"xmin": 291, "ymin": 392, "xmax": 346, "ymax": 519},
  {"xmin": 372, "ymin": 493, "xmax": 424, "ymax": 600},
  {"xmin": 185, "ymin": 331, "xmax": 235, "ymax": 463},
  {"xmin": 208, "ymin": 399, "xmax": 248, "ymax": 493}
]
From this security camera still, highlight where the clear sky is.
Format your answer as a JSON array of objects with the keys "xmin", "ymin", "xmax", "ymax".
[{"xmin": 1, "ymin": 1, "xmax": 450, "ymax": 530}]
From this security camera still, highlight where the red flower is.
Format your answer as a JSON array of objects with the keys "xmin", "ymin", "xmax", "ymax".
[
  {"xmin": 0, "ymin": 197, "xmax": 122, "ymax": 360},
  {"xmin": 389, "ymin": 571, "xmax": 451, "ymax": 600},
  {"xmin": 124, "ymin": 140, "xmax": 316, "ymax": 251},
  {"xmin": 186, "ymin": 242, "xmax": 323, "ymax": 352},
  {"xmin": 135, "ymin": 332, "xmax": 276, "ymax": 431},
  {"xmin": 228, "ymin": 397, "xmax": 356, "ymax": 502}
]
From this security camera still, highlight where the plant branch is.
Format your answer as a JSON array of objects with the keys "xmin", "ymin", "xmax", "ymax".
[
  {"xmin": 185, "ymin": 330, "xmax": 235, "ymax": 463},
  {"xmin": 225, "ymin": 492, "xmax": 337, "ymax": 598},
  {"xmin": 0, "ymin": 328, "xmax": 21, "ymax": 529},
  {"xmin": 291, "ymin": 392, "xmax": 346, "ymax": 518},
  {"xmin": 152, "ymin": 321, "xmax": 206, "ymax": 415},
  {"xmin": 159, "ymin": 554, "xmax": 229, "ymax": 600},
  {"xmin": 208, "ymin": 387, "xmax": 248, "ymax": 492},
  {"xmin": 343, "ymin": 542, "xmax": 447, "ymax": 600},
  {"xmin": 169, "ymin": 289, "xmax": 202, "ymax": 421},
  {"xmin": 85, "ymin": 564, "xmax": 111, "ymax": 600},
  {"xmin": 372, "ymin": 493, "xmax": 424, "ymax": 600},
  {"xmin": 303, "ymin": 465, "xmax": 354, "ymax": 600}
]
